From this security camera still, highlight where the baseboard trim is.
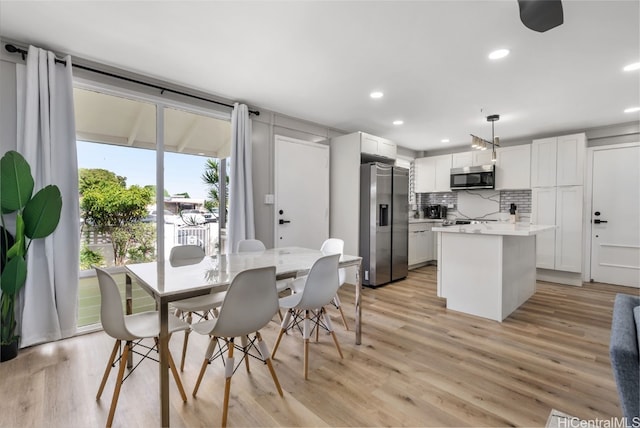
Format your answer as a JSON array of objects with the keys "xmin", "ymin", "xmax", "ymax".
[{"xmin": 536, "ymin": 268, "xmax": 583, "ymax": 286}]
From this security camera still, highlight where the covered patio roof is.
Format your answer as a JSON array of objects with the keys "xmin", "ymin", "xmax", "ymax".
[{"xmin": 74, "ymin": 88, "xmax": 231, "ymax": 158}]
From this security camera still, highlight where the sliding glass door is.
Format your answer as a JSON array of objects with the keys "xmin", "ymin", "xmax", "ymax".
[{"xmin": 74, "ymin": 86, "xmax": 230, "ymax": 329}]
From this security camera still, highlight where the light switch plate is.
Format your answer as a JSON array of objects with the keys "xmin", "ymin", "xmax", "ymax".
[{"xmin": 264, "ymin": 194, "xmax": 275, "ymax": 204}]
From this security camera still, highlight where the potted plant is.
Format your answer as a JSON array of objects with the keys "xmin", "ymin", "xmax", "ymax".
[{"xmin": 0, "ymin": 150, "xmax": 62, "ymax": 362}]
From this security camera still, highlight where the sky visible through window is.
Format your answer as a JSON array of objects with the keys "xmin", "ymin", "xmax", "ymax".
[{"xmin": 77, "ymin": 141, "xmax": 213, "ymax": 200}]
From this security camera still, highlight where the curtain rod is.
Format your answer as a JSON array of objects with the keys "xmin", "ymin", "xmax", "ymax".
[{"xmin": 4, "ymin": 44, "xmax": 260, "ymax": 116}]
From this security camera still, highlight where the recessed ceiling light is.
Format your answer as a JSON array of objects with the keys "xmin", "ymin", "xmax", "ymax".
[
  {"xmin": 393, "ymin": 120, "xmax": 404, "ymax": 125},
  {"xmin": 370, "ymin": 91, "xmax": 384, "ymax": 99},
  {"xmin": 623, "ymin": 62, "xmax": 640, "ymax": 72},
  {"xmin": 441, "ymin": 139, "xmax": 450, "ymax": 143},
  {"xmin": 624, "ymin": 107, "xmax": 640, "ymax": 113},
  {"xmin": 489, "ymin": 49, "xmax": 510, "ymax": 60}
]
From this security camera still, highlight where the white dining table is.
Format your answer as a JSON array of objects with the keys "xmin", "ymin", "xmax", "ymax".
[{"xmin": 124, "ymin": 246, "xmax": 362, "ymax": 427}]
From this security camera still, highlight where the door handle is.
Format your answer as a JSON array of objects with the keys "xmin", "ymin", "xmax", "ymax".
[
  {"xmin": 279, "ymin": 219, "xmax": 291, "ymax": 225},
  {"xmin": 593, "ymin": 219, "xmax": 608, "ymax": 224}
]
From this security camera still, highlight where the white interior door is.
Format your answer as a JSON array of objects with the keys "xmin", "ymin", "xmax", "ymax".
[
  {"xmin": 590, "ymin": 145, "xmax": 640, "ymax": 287},
  {"xmin": 274, "ymin": 136, "xmax": 329, "ymax": 249}
]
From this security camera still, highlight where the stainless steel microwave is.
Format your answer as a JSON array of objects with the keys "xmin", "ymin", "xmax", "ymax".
[{"xmin": 450, "ymin": 164, "xmax": 495, "ymax": 190}]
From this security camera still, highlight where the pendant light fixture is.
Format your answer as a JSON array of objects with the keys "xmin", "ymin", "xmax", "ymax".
[{"xmin": 470, "ymin": 114, "xmax": 500, "ymax": 162}]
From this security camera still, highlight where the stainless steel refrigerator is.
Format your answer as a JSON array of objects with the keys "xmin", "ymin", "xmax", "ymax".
[{"xmin": 359, "ymin": 162, "xmax": 408, "ymax": 287}]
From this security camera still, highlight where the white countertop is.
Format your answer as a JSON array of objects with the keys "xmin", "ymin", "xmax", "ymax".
[
  {"xmin": 432, "ymin": 223, "xmax": 555, "ymax": 236},
  {"xmin": 409, "ymin": 218, "xmax": 444, "ymax": 223}
]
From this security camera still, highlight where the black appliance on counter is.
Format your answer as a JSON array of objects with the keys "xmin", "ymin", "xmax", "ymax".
[{"xmin": 424, "ymin": 204, "xmax": 447, "ymax": 219}]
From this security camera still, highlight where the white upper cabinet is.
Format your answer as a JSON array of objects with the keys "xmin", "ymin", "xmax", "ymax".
[
  {"xmin": 360, "ymin": 132, "xmax": 397, "ymax": 160},
  {"xmin": 434, "ymin": 155, "xmax": 452, "ymax": 191},
  {"xmin": 531, "ymin": 133, "xmax": 585, "ymax": 187},
  {"xmin": 495, "ymin": 144, "xmax": 531, "ymax": 190},
  {"xmin": 556, "ymin": 134, "xmax": 586, "ymax": 186},
  {"xmin": 414, "ymin": 154, "xmax": 452, "ymax": 193},
  {"xmin": 531, "ymin": 137, "xmax": 558, "ymax": 187},
  {"xmin": 452, "ymin": 152, "xmax": 473, "ymax": 168},
  {"xmin": 473, "ymin": 150, "xmax": 494, "ymax": 166},
  {"xmin": 451, "ymin": 150, "xmax": 493, "ymax": 168},
  {"xmin": 414, "ymin": 157, "xmax": 436, "ymax": 193}
]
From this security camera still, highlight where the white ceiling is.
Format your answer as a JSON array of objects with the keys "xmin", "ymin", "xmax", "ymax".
[{"xmin": 1, "ymin": 1, "xmax": 638, "ymax": 152}]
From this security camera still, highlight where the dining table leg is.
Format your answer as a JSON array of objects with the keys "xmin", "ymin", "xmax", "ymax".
[
  {"xmin": 125, "ymin": 274, "xmax": 133, "ymax": 368},
  {"xmin": 355, "ymin": 260, "xmax": 362, "ymax": 345},
  {"xmin": 158, "ymin": 298, "xmax": 170, "ymax": 426}
]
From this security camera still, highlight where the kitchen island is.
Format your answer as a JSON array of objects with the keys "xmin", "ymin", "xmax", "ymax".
[{"xmin": 432, "ymin": 223, "xmax": 555, "ymax": 321}]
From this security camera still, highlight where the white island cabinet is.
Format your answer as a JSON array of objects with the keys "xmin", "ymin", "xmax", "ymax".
[{"xmin": 433, "ymin": 223, "xmax": 555, "ymax": 322}]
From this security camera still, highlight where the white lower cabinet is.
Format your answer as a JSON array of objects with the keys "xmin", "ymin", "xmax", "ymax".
[
  {"xmin": 409, "ymin": 223, "xmax": 435, "ymax": 266},
  {"xmin": 531, "ymin": 185, "xmax": 583, "ymax": 273}
]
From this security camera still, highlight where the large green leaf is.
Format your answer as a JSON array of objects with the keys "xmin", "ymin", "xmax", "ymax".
[
  {"xmin": 5, "ymin": 215, "xmax": 25, "ymax": 260},
  {"xmin": 23, "ymin": 185, "xmax": 62, "ymax": 239},
  {"xmin": 0, "ymin": 255, "xmax": 27, "ymax": 294},
  {"xmin": 0, "ymin": 225, "xmax": 15, "ymax": 273},
  {"xmin": 0, "ymin": 151, "xmax": 34, "ymax": 214}
]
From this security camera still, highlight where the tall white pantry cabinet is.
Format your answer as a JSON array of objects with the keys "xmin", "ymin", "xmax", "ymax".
[{"xmin": 530, "ymin": 133, "xmax": 586, "ymax": 280}]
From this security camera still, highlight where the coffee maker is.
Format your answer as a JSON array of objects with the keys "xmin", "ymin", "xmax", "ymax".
[
  {"xmin": 425, "ymin": 205, "xmax": 440, "ymax": 219},
  {"xmin": 424, "ymin": 205, "xmax": 447, "ymax": 219}
]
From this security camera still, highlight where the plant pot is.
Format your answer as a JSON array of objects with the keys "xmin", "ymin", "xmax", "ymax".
[{"xmin": 0, "ymin": 340, "xmax": 18, "ymax": 362}]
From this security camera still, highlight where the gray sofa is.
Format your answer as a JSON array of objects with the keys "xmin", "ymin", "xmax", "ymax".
[{"xmin": 610, "ymin": 293, "xmax": 640, "ymax": 423}]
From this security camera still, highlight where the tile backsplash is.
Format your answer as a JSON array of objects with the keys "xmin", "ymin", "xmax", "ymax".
[
  {"xmin": 499, "ymin": 190, "xmax": 531, "ymax": 213},
  {"xmin": 415, "ymin": 189, "xmax": 532, "ymax": 221}
]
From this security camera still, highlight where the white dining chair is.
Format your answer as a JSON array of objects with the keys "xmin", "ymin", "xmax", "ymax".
[
  {"xmin": 169, "ymin": 245, "xmax": 227, "ymax": 371},
  {"xmin": 191, "ymin": 266, "xmax": 284, "ymax": 427},
  {"xmin": 235, "ymin": 238, "xmax": 266, "ymax": 252},
  {"xmin": 320, "ymin": 238, "xmax": 349, "ymax": 330},
  {"xmin": 236, "ymin": 238, "xmax": 293, "ymax": 316},
  {"xmin": 291, "ymin": 238, "xmax": 349, "ymax": 330},
  {"xmin": 94, "ymin": 267, "xmax": 189, "ymax": 428},
  {"xmin": 272, "ymin": 253, "xmax": 343, "ymax": 379}
]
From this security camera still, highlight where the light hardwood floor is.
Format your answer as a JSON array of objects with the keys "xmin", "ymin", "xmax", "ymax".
[{"xmin": 0, "ymin": 266, "xmax": 633, "ymax": 427}]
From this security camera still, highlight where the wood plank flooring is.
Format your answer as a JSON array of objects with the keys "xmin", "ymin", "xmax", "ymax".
[{"xmin": 0, "ymin": 266, "xmax": 635, "ymax": 427}]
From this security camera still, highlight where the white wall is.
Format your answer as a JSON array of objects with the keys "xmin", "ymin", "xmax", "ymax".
[
  {"xmin": 0, "ymin": 59, "xmax": 17, "ymax": 153},
  {"xmin": 251, "ymin": 113, "xmax": 344, "ymax": 247}
]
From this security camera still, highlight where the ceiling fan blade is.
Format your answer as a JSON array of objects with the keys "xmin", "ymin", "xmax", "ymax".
[{"xmin": 517, "ymin": 0, "xmax": 564, "ymax": 33}]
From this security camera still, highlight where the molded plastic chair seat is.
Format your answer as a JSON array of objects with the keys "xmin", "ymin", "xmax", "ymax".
[
  {"xmin": 171, "ymin": 293, "xmax": 226, "ymax": 313},
  {"xmin": 122, "ymin": 311, "xmax": 189, "ymax": 339},
  {"xmin": 94, "ymin": 266, "xmax": 189, "ymax": 428},
  {"xmin": 191, "ymin": 266, "xmax": 284, "ymax": 427}
]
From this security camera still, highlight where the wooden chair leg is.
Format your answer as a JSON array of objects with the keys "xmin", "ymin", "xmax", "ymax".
[
  {"xmin": 304, "ymin": 310, "xmax": 310, "ymax": 380},
  {"xmin": 221, "ymin": 338, "xmax": 235, "ymax": 428},
  {"xmin": 322, "ymin": 307, "xmax": 343, "ymax": 359},
  {"xmin": 256, "ymin": 331, "xmax": 283, "ymax": 396},
  {"xmin": 334, "ymin": 295, "xmax": 349, "ymax": 331},
  {"xmin": 180, "ymin": 329, "xmax": 190, "ymax": 372},
  {"xmin": 106, "ymin": 343, "xmax": 129, "ymax": 427},
  {"xmin": 272, "ymin": 309, "xmax": 292, "ymax": 359},
  {"xmin": 240, "ymin": 335, "xmax": 250, "ymax": 373},
  {"xmin": 97, "ymin": 340, "xmax": 120, "ymax": 400},
  {"xmin": 192, "ymin": 336, "xmax": 217, "ymax": 397},
  {"xmin": 168, "ymin": 350, "xmax": 187, "ymax": 402},
  {"xmin": 315, "ymin": 310, "xmax": 320, "ymax": 342}
]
